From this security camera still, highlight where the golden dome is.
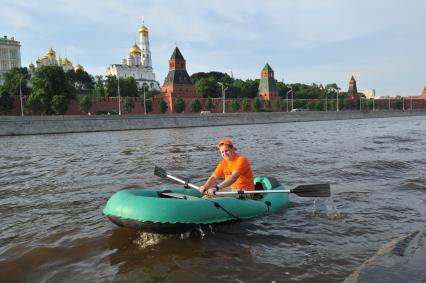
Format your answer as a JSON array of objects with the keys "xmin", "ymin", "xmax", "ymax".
[
  {"xmin": 129, "ymin": 41, "xmax": 142, "ymax": 55},
  {"xmin": 46, "ymin": 48, "xmax": 56, "ymax": 57},
  {"xmin": 42, "ymin": 55, "xmax": 48, "ymax": 60},
  {"xmin": 138, "ymin": 22, "xmax": 149, "ymax": 34},
  {"xmin": 29, "ymin": 63, "xmax": 35, "ymax": 68},
  {"xmin": 63, "ymin": 57, "xmax": 73, "ymax": 67},
  {"xmin": 74, "ymin": 64, "xmax": 84, "ymax": 72},
  {"xmin": 35, "ymin": 58, "xmax": 42, "ymax": 64}
]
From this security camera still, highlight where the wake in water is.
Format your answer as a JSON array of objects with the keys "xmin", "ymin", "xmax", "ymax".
[
  {"xmin": 310, "ymin": 197, "xmax": 342, "ymax": 220},
  {"xmin": 132, "ymin": 225, "xmax": 212, "ymax": 248}
]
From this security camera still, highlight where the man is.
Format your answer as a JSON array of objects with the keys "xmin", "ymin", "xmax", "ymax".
[{"xmin": 199, "ymin": 139, "xmax": 254, "ymax": 197}]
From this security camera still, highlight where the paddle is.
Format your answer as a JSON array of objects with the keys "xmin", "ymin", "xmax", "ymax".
[{"xmin": 154, "ymin": 166, "xmax": 330, "ymax": 198}]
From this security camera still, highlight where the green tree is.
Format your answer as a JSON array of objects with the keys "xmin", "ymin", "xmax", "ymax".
[
  {"xmin": 160, "ymin": 100, "xmax": 168, "ymax": 113},
  {"xmin": 2, "ymin": 67, "xmax": 31, "ymax": 97},
  {"xmin": 51, "ymin": 95, "xmax": 69, "ymax": 115},
  {"xmin": 195, "ymin": 77, "xmax": 220, "ymax": 98},
  {"xmin": 174, "ymin": 97, "xmax": 185, "ymax": 113},
  {"xmin": 190, "ymin": 99, "xmax": 201, "ymax": 113},
  {"xmin": 94, "ymin": 75, "xmax": 105, "ymax": 96},
  {"xmin": 253, "ymin": 97, "xmax": 262, "ymax": 112},
  {"xmin": 29, "ymin": 66, "xmax": 75, "ymax": 114},
  {"xmin": 145, "ymin": 99, "xmax": 153, "ymax": 113},
  {"xmin": 105, "ymin": 75, "xmax": 118, "ymax": 97},
  {"xmin": 26, "ymin": 93, "xmax": 48, "ymax": 114},
  {"xmin": 120, "ymin": 77, "xmax": 138, "ymax": 97},
  {"xmin": 242, "ymin": 79, "xmax": 259, "ymax": 98},
  {"xmin": 242, "ymin": 97, "xmax": 251, "ymax": 111},
  {"xmin": 0, "ymin": 86, "xmax": 14, "ymax": 114},
  {"xmin": 66, "ymin": 69, "xmax": 94, "ymax": 92},
  {"xmin": 123, "ymin": 97, "xmax": 135, "ymax": 113},
  {"xmin": 230, "ymin": 99, "xmax": 240, "ymax": 111},
  {"xmin": 204, "ymin": 97, "xmax": 213, "ymax": 111},
  {"xmin": 79, "ymin": 95, "xmax": 92, "ymax": 114}
]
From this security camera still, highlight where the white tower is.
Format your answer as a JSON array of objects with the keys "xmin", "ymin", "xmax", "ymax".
[{"xmin": 138, "ymin": 19, "xmax": 152, "ymax": 69}]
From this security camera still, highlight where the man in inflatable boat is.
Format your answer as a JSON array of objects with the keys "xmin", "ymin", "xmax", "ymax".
[{"xmin": 199, "ymin": 139, "xmax": 255, "ymax": 198}]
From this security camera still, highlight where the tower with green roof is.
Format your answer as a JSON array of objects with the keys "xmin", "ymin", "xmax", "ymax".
[{"xmin": 258, "ymin": 63, "xmax": 278, "ymax": 101}]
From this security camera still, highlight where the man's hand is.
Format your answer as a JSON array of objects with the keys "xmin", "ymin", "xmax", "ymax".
[{"xmin": 199, "ymin": 185, "xmax": 207, "ymax": 194}]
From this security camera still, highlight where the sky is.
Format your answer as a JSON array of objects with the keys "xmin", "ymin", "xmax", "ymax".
[{"xmin": 2, "ymin": 0, "xmax": 426, "ymax": 96}]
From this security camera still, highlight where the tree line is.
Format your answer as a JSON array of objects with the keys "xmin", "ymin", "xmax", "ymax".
[{"xmin": 0, "ymin": 67, "xmax": 406, "ymax": 115}]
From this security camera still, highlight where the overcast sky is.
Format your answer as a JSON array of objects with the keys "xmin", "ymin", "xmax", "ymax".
[{"xmin": 2, "ymin": 0, "xmax": 426, "ymax": 96}]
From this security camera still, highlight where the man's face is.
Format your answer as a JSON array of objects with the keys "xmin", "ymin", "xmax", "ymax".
[{"xmin": 219, "ymin": 144, "xmax": 236, "ymax": 160}]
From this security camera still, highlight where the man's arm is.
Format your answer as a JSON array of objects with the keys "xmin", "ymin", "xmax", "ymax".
[
  {"xmin": 217, "ymin": 171, "xmax": 240, "ymax": 189},
  {"xmin": 199, "ymin": 175, "xmax": 218, "ymax": 193}
]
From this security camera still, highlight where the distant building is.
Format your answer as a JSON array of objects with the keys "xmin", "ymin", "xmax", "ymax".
[
  {"xmin": 0, "ymin": 36, "xmax": 21, "ymax": 83},
  {"xmin": 106, "ymin": 20, "xmax": 160, "ymax": 91},
  {"xmin": 161, "ymin": 47, "xmax": 201, "ymax": 112},
  {"xmin": 32, "ymin": 47, "xmax": 83, "ymax": 73},
  {"xmin": 347, "ymin": 75, "xmax": 360, "ymax": 99},
  {"xmin": 258, "ymin": 63, "xmax": 278, "ymax": 101},
  {"xmin": 359, "ymin": 89, "xmax": 376, "ymax": 99}
]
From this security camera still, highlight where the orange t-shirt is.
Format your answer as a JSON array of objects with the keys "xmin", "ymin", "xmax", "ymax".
[{"xmin": 213, "ymin": 154, "xmax": 255, "ymax": 190}]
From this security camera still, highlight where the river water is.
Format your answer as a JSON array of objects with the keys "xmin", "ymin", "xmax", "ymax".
[{"xmin": 0, "ymin": 116, "xmax": 425, "ymax": 282}]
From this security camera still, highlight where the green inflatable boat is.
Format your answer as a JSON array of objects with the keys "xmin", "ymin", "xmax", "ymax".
[{"xmin": 103, "ymin": 176, "xmax": 289, "ymax": 233}]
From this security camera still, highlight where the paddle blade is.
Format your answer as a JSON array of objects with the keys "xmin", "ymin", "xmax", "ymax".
[
  {"xmin": 154, "ymin": 166, "xmax": 167, "ymax": 178},
  {"xmin": 290, "ymin": 183, "xmax": 331, "ymax": 197}
]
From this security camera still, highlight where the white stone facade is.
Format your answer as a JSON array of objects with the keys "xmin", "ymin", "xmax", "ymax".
[
  {"xmin": 359, "ymin": 89, "xmax": 376, "ymax": 99},
  {"xmin": 106, "ymin": 20, "xmax": 160, "ymax": 91},
  {"xmin": 0, "ymin": 36, "xmax": 21, "ymax": 83}
]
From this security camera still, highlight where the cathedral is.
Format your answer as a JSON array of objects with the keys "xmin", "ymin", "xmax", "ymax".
[
  {"xmin": 106, "ymin": 20, "xmax": 160, "ymax": 91},
  {"xmin": 30, "ymin": 48, "xmax": 84, "ymax": 73}
]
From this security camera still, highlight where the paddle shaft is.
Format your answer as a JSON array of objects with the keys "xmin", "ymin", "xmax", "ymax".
[
  {"xmin": 164, "ymin": 173, "xmax": 200, "ymax": 190},
  {"xmin": 216, "ymin": 189, "xmax": 290, "ymax": 195},
  {"xmin": 154, "ymin": 166, "xmax": 330, "ymax": 197}
]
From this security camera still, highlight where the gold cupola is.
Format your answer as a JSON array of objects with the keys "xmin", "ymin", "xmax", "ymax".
[
  {"xmin": 74, "ymin": 64, "xmax": 84, "ymax": 72},
  {"xmin": 138, "ymin": 21, "xmax": 149, "ymax": 35},
  {"xmin": 62, "ymin": 57, "xmax": 73, "ymax": 67},
  {"xmin": 46, "ymin": 48, "xmax": 56, "ymax": 57},
  {"xmin": 129, "ymin": 41, "xmax": 142, "ymax": 55}
]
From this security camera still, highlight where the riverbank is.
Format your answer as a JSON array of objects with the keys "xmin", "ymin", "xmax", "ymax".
[{"xmin": 1, "ymin": 110, "xmax": 426, "ymax": 136}]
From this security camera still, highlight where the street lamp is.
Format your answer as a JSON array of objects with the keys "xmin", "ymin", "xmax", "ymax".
[
  {"xmin": 286, "ymin": 89, "xmax": 291, "ymax": 112},
  {"xmin": 19, "ymin": 76, "xmax": 24, "ymax": 117},
  {"xmin": 287, "ymin": 86, "xmax": 293, "ymax": 111},
  {"xmin": 217, "ymin": 82, "xmax": 228, "ymax": 114},
  {"xmin": 325, "ymin": 89, "xmax": 329, "ymax": 112},
  {"xmin": 117, "ymin": 77, "xmax": 121, "ymax": 115},
  {"xmin": 402, "ymin": 96, "xmax": 405, "ymax": 111}
]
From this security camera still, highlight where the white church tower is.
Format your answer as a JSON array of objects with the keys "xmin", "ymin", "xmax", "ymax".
[
  {"xmin": 106, "ymin": 18, "xmax": 160, "ymax": 91},
  {"xmin": 139, "ymin": 20, "xmax": 152, "ymax": 69}
]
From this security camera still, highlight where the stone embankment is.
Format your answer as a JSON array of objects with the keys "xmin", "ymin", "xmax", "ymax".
[{"xmin": 1, "ymin": 110, "xmax": 425, "ymax": 136}]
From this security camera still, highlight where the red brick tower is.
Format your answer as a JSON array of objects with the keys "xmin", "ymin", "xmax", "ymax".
[
  {"xmin": 347, "ymin": 75, "xmax": 359, "ymax": 100},
  {"xmin": 161, "ymin": 47, "xmax": 200, "ymax": 112},
  {"xmin": 258, "ymin": 63, "xmax": 278, "ymax": 101}
]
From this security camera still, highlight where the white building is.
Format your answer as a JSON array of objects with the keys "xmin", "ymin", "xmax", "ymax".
[
  {"xmin": 106, "ymin": 20, "xmax": 160, "ymax": 91},
  {"xmin": 359, "ymin": 89, "xmax": 376, "ymax": 99},
  {"xmin": 31, "ymin": 48, "xmax": 83, "ymax": 73},
  {"xmin": 0, "ymin": 36, "xmax": 21, "ymax": 83}
]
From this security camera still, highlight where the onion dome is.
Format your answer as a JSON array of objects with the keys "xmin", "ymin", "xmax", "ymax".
[
  {"xmin": 74, "ymin": 64, "xmax": 84, "ymax": 72},
  {"xmin": 62, "ymin": 57, "xmax": 73, "ymax": 67},
  {"xmin": 129, "ymin": 41, "xmax": 142, "ymax": 55},
  {"xmin": 29, "ymin": 62, "xmax": 35, "ymax": 69},
  {"xmin": 46, "ymin": 48, "xmax": 56, "ymax": 57},
  {"xmin": 139, "ymin": 22, "xmax": 149, "ymax": 34},
  {"xmin": 35, "ymin": 58, "xmax": 42, "ymax": 64}
]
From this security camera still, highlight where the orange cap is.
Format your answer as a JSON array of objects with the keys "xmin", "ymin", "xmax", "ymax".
[{"xmin": 217, "ymin": 139, "xmax": 235, "ymax": 149}]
